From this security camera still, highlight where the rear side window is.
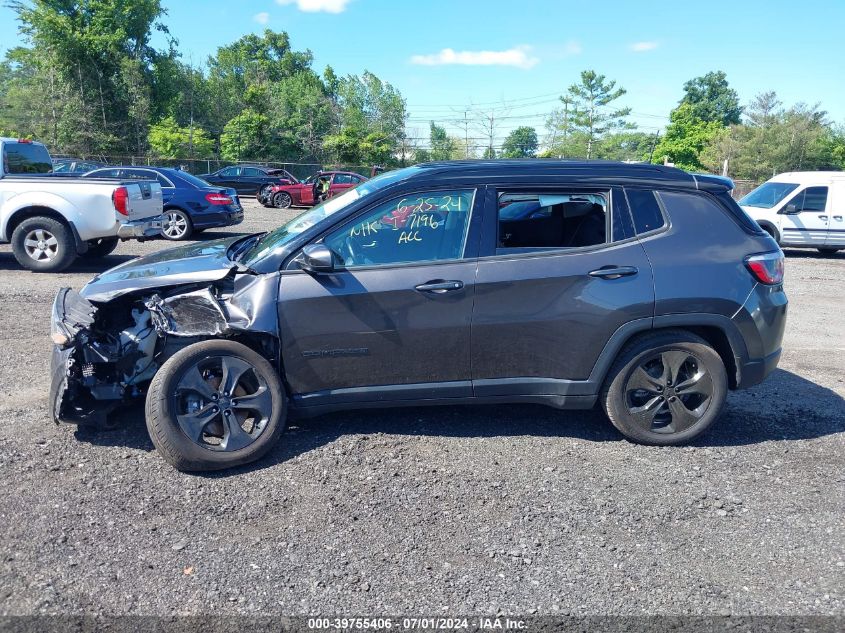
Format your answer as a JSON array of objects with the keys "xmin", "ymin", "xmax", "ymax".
[
  {"xmin": 242, "ymin": 167, "xmax": 263, "ymax": 177},
  {"xmin": 333, "ymin": 173, "xmax": 354, "ymax": 184},
  {"xmin": 3, "ymin": 142, "xmax": 52, "ymax": 174},
  {"xmin": 625, "ymin": 189, "xmax": 666, "ymax": 235},
  {"xmin": 496, "ymin": 192, "xmax": 608, "ymax": 251}
]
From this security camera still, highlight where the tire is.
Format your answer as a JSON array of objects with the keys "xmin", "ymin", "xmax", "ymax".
[
  {"xmin": 817, "ymin": 247, "xmax": 841, "ymax": 255},
  {"xmin": 80, "ymin": 237, "xmax": 119, "ymax": 259},
  {"xmin": 258, "ymin": 184, "xmax": 272, "ymax": 202},
  {"xmin": 145, "ymin": 339, "xmax": 287, "ymax": 471},
  {"xmin": 273, "ymin": 192, "xmax": 292, "ymax": 209},
  {"xmin": 600, "ymin": 330, "xmax": 728, "ymax": 446},
  {"xmin": 11, "ymin": 216, "xmax": 77, "ymax": 272},
  {"xmin": 760, "ymin": 225, "xmax": 780, "ymax": 244},
  {"xmin": 161, "ymin": 209, "xmax": 193, "ymax": 241}
]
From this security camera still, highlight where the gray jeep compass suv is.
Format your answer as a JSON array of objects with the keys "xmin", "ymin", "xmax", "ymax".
[{"xmin": 50, "ymin": 161, "xmax": 788, "ymax": 471}]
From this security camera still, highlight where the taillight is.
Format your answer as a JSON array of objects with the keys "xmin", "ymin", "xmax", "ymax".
[
  {"xmin": 745, "ymin": 251, "xmax": 784, "ymax": 285},
  {"xmin": 112, "ymin": 186, "xmax": 129, "ymax": 216},
  {"xmin": 205, "ymin": 193, "xmax": 233, "ymax": 205}
]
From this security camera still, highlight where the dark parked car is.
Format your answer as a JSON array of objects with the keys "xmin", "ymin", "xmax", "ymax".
[
  {"xmin": 50, "ymin": 160, "xmax": 787, "ymax": 471},
  {"xmin": 263, "ymin": 170, "xmax": 368, "ymax": 208},
  {"xmin": 50, "ymin": 158, "xmax": 107, "ymax": 176},
  {"xmin": 198, "ymin": 165, "xmax": 297, "ymax": 198},
  {"xmin": 83, "ymin": 167, "xmax": 243, "ymax": 240}
]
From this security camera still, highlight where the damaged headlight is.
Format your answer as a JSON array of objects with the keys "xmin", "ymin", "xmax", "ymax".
[{"xmin": 51, "ymin": 288, "xmax": 97, "ymax": 347}]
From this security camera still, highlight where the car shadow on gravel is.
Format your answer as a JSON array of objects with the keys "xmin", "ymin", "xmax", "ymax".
[
  {"xmin": 71, "ymin": 369, "xmax": 845, "ymax": 476},
  {"xmin": 782, "ymin": 248, "xmax": 845, "ymax": 260}
]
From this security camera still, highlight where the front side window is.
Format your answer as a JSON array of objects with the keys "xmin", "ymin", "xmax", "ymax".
[
  {"xmin": 323, "ymin": 190, "xmax": 474, "ymax": 268},
  {"xmin": 785, "ymin": 186, "xmax": 828, "ymax": 212},
  {"xmin": 219, "ymin": 166, "xmax": 239, "ymax": 177},
  {"xmin": 497, "ymin": 192, "xmax": 607, "ymax": 251}
]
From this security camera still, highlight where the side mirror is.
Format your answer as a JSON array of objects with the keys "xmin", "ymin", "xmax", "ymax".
[
  {"xmin": 298, "ymin": 244, "xmax": 336, "ymax": 273},
  {"xmin": 782, "ymin": 203, "xmax": 799, "ymax": 214}
]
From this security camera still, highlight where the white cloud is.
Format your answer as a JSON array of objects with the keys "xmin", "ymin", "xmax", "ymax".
[
  {"xmin": 630, "ymin": 41, "xmax": 659, "ymax": 52},
  {"xmin": 253, "ymin": 12, "xmax": 270, "ymax": 24},
  {"xmin": 410, "ymin": 45, "xmax": 539, "ymax": 70},
  {"xmin": 275, "ymin": 0, "xmax": 350, "ymax": 13}
]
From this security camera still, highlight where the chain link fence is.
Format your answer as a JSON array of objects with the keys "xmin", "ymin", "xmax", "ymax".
[{"xmin": 64, "ymin": 156, "xmax": 379, "ymax": 180}]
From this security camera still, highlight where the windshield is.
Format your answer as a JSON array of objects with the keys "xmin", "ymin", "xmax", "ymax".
[
  {"xmin": 242, "ymin": 166, "xmax": 412, "ymax": 265},
  {"xmin": 738, "ymin": 182, "xmax": 799, "ymax": 208}
]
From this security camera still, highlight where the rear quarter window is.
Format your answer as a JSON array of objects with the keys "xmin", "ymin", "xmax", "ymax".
[
  {"xmin": 625, "ymin": 188, "xmax": 666, "ymax": 235},
  {"xmin": 657, "ymin": 190, "xmax": 763, "ymax": 236}
]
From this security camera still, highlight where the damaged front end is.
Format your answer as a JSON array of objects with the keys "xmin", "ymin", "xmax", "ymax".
[{"xmin": 49, "ymin": 271, "xmax": 279, "ymax": 428}]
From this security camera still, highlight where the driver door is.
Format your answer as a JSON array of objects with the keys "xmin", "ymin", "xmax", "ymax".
[
  {"xmin": 779, "ymin": 185, "xmax": 830, "ymax": 245},
  {"xmin": 277, "ymin": 188, "xmax": 483, "ymax": 408}
]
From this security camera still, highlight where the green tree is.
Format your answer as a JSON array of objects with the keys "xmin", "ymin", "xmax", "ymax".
[
  {"xmin": 562, "ymin": 70, "xmax": 632, "ymax": 159},
  {"xmin": 428, "ymin": 122, "xmax": 455, "ymax": 161},
  {"xmin": 501, "ymin": 126, "xmax": 538, "ymax": 158},
  {"xmin": 148, "ymin": 116, "xmax": 214, "ymax": 158},
  {"xmin": 652, "ymin": 102, "xmax": 722, "ymax": 170},
  {"xmin": 5, "ymin": 0, "xmax": 173, "ymax": 154},
  {"xmin": 220, "ymin": 109, "xmax": 269, "ymax": 161},
  {"xmin": 595, "ymin": 131, "xmax": 658, "ymax": 162},
  {"xmin": 680, "ymin": 71, "xmax": 742, "ymax": 126}
]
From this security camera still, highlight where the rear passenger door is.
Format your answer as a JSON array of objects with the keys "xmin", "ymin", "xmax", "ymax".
[
  {"xmin": 779, "ymin": 185, "xmax": 830, "ymax": 246},
  {"xmin": 471, "ymin": 185, "xmax": 654, "ymax": 397}
]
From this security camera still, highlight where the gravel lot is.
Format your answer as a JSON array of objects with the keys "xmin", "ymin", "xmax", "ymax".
[{"xmin": 0, "ymin": 199, "xmax": 843, "ymax": 617}]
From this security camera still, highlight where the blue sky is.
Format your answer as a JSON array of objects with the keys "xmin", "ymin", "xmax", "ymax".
[{"xmin": 2, "ymin": 0, "xmax": 843, "ymax": 146}]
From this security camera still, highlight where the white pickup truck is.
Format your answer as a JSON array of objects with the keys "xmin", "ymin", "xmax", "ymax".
[{"xmin": 0, "ymin": 138, "xmax": 163, "ymax": 272}]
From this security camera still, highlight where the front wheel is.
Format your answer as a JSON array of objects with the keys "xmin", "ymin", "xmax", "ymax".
[
  {"xmin": 11, "ymin": 217, "xmax": 77, "ymax": 272},
  {"xmin": 145, "ymin": 340, "xmax": 287, "ymax": 471},
  {"xmin": 273, "ymin": 192, "xmax": 292, "ymax": 209},
  {"xmin": 161, "ymin": 209, "xmax": 193, "ymax": 241},
  {"xmin": 601, "ymin": 331, "xmax": 727, "ymax": 445}
]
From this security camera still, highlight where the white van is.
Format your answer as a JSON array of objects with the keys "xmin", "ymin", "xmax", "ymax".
[{"xmin": 738, "ymin": 171, "xmax": 844, "ymax": 254}]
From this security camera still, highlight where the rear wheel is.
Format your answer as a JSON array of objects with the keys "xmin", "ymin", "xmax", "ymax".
[
  {"xmin": 601, "ymin": 330, "xmax": 727, "ymax": 445},
  {"xmin": 80, "ymin": 237, "xmax": 119, "ymax": 259},
  {"xmin": 145, "ymin": 340, "xmax": 287, "ymax": 471},
  {"xmin": 258, "ymin": 184, "xmax": 272, "ymax": 202},
  {"xmin": 11, "ymin": 216, "xmax": 77, "ymax": 272},
  {"xmin": 273, "ymin": 192, "xmax": 292, "ymax": 209},
  {"xmin": 161, "ymin": 209, "xmax": 193, "ymax": 241}
]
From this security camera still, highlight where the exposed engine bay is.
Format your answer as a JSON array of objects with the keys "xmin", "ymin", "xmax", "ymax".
[{"xmin": 49, "ymin": 271, "xmax": 279, "ymax": 428}]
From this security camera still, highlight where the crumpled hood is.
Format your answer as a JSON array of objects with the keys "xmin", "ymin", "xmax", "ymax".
[{"xmin": 80, "ymin": 237, "xmax": 243, "ymax": 302}]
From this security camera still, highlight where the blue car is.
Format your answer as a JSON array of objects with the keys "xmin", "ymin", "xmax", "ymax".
[{"xmin": 83, "ymin": 166, "xmax": 244, "ymax": 240}]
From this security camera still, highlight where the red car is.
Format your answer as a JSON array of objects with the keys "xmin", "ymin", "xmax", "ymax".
[{"xmin": 265, "ymin": 171, "xmax": 368, "ymax": 208}]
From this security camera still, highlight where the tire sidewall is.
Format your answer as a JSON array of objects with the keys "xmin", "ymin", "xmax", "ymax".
[
  {"xmin": 605, "ymin": 336, "xmax": 728, "ymax": 445},
  {"xmin": 11, "ymin": 217, "xmax": 77, "ymax": 272},
  {"xmin": 145, "ymin": 340, "xmax": 287, "ymax": 470}
]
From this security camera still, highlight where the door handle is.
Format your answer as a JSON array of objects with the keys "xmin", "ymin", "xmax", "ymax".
[
  {"xmin": 415, "ymin": 280, "xmax": 464, "ymax": 293},
  {"xmin": 833, "ymin": 215, "xmax": 843, "ymax": 221},
  {"xmin": 588, "ymin": 266, "xmax": 639, "ymax": 280},
  {"xmin": 819, "ymin": 215, "xmax": 829, "ymax": 220}
]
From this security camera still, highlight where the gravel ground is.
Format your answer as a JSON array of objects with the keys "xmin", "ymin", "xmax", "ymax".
[{"xmin": 0, "ymin": 199, "xmax": 843, "ymax": 617}]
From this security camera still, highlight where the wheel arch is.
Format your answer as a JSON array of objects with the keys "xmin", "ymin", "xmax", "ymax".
[
  {"xmin": 5, "ymin": 206, "xmax": 87, "ymax": 252},
  {"xmin": 756, "ymin": 220, "xmax": 781, "ymax": 243},
  {"xmin": 590, "ymin": 316, "xmax": 748, "ymax": 392}
]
